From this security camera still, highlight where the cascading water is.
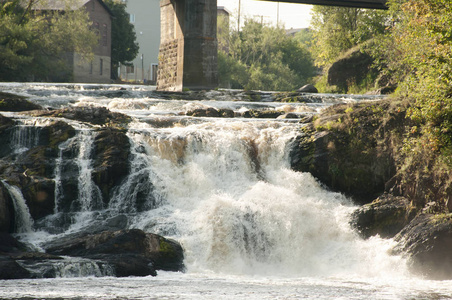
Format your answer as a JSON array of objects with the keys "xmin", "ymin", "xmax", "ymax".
[
  {"xmin": 2, "ymin": 83, "xmax": 450, "ymax": 300},
  {"xmin": 2, "ymin": 180, "xmax": 34, "ymax": 233},
  {"xmin": 122, "ymin": 120, "xmax": 405, "ymax": 277}
]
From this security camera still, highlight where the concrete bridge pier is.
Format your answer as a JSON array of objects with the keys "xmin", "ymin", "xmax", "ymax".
[{"xmin": 157, "ymin": 0, "xmax": 218, "ymax": 91}]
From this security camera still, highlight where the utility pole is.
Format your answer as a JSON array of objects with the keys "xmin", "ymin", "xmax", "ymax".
[
  {"xmin": 238, "ymin": 0, "xmax": 241, "ymax": 30},
  {"xmin": 277, "ymin": 2, "xmax": 280, "ymax": 27},
  {"xmin": 141, "ymin": 54, "xmax": 144, "ymax": 83}
]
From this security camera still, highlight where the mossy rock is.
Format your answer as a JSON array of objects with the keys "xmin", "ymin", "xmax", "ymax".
[
  {"xmin": 350, "ymin": 194, "xmax": 417, "ymax": 239},
  {"xmin": 290, "ymin": 99, "xmax": 409, "ymax": 204},
  {"xmin": 0, "ymin": 92, "xmax": 42, "ymax": 112}
]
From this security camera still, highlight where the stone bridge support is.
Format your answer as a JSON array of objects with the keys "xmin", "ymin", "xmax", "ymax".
[{"xmin": 157, "ymin": 0, "xmax": 218, "ymax": 91}]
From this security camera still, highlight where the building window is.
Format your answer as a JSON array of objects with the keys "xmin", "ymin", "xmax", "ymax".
[
  {"xmin": 102, "ymin": 24, "xmax": 107, "ymax": 46},
  {"xmin": 93, "ymin": 22, "xmax": 99, "ymax": 34},
  {"xmin": 126, "ymin": 65, "xmax": 134, "ymax": 74},
  {"xmin": 89, "ymin": 62, "xmax": 93, "ymax": 75},
  {"xmin": 129, "ymin": 14, "xmax": 135, "ymax": 23},
  {"xmin": 100, "ymin": 59, "xmax": 103, "ymax": 75}
]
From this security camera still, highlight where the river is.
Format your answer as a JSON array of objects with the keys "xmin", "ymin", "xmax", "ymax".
[{"xmin": 0, "ymin": 83, "xmax": 451, "ymax": 299}]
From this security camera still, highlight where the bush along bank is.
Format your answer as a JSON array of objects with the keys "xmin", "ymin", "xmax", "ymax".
[{"xmin": 290, "ymin": 97, "xmax": 452, "ymax": 279}]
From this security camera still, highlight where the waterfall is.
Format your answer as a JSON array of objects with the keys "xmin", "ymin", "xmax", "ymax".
[
  {"xmin": 76, "ymin": 129, "xmax": 103, "ymax": 212},
  {"xmin": 2, "ymin": 180, "xmax": 34, "ymax": 233},
  {"xmin": 0, "ymin": 83, "xmax": 407, "ymax": 280},
  {"xmin": 122, "ymin": 120, "xmax": 404, "ymax": 277},
  {"xmin": 11, "ymin": 125, "xmax": 41, "ymax": 154}
]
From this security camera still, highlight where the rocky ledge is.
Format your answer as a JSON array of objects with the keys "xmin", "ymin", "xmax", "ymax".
[
  {"xmin": 290, "ymin": 98, "xmax": 452, "ymax": 279},
  {"xmin": 0, "ymin": 229, "xmax": 184, "ymax": 279}
]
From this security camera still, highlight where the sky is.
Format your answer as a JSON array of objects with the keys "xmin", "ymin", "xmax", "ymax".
[{"xmin": 217, "ymin": 0, "xmax": 313, "ymax": 30}]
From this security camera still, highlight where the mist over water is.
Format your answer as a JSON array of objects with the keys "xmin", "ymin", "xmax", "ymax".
[{"xmin": 0, "ymin": 83, "xmax": 450, "ymax": 299}]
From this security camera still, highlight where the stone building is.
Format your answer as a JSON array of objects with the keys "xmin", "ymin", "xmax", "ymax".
[
  {"xmin": 33, "ymin": 0, "xmax": 113, "ymax": 83},
  {"xmin": 116, "ymin": 0, "xmax": 161, "ymax": 84}
]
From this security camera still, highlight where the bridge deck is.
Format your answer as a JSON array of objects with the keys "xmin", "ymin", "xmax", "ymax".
[{"xmin": 262, "ymin": 0, "xmax": 388, "ymax": 9}]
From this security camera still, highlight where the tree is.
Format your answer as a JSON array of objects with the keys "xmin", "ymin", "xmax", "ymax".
[
  {"xmin": 218, "ymin": 18, "xmax": 316, "ymax": 91},
  {"xmin": 310, "ymin": 6, "xmax": 389, "ymax": 67},
  {"xmin": 378, "ymin": 0, "xmax": 452, "ymax": 150},
  {"xmin": 0, "ymin": 0, "xmax": 98, "ymax": 81},
  {"xmin": 104, "ymin": 0, "xmax": 139, "ymax": 80}
]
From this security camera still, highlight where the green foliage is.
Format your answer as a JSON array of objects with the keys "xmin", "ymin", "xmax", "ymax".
[
  {"xmin": 375, "ymin": 0, "xmax": 452, "ymax": 153},
  {"xmin": 310, "ymin": 6, "xmax": 389, "ymax": 67},
  {"xmin": 217, "ymin": 18, "xmax": 316, "ymax": 91},
  {"xmin": 0, "ymin": 0, "xmax": 98, "ymax": 81},
  {"xmin": 104, "ymin": 0, "xmax": 139, "ymax": 79}
]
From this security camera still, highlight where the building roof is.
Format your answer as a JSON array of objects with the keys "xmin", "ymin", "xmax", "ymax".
[
  {"xmin": 217, "ymin": 6, "xmax": 231, "ymax": 16},
  {"xmin": 33, "ymin": 0, "xmax": 113, "ymax": 15}
]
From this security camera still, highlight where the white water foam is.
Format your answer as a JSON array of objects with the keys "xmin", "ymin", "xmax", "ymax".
[{"xmin": 121, "ymin": 120, "xmax": 408, "ymax": 278}]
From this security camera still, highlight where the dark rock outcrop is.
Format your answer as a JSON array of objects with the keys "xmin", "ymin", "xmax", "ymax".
[
  {"xmin": 327, "ymin": 47, "xmax": 375, "ymax": 93},
  {"xmin": 350, "ymin": 194, "xmax": 417, "ymax": 239},
  {"xmin": 298, "ymin": 84, "xmax": 318, "ymax": 93},
  {"xmin": 290, "ymin": 100, "xmax": 407, "ymax": 204},
  {"xmin": 0, "ymin": 257, "xmax": 32, "ymax": 279},
  {"xmin": 240, "ymin": 109, "xmax": 284, "ymax": 119},
  {"xmin": 0, "ymin": 92, "xmax": 42, "ymax": 112},
  {"xmin": 0, "ymin": 183, "xmax": 14, "ymax": 233},
  {"xmin": 44, "ymin": 229, "xmax": 185, "ymax": 276},
  {"xmin": 31, "ymin": 106, "xmax": 132, "ymax": 127},
  {"xmin": 393, "ymin": 214, "xmax": 452, "ymax": 279},
  {"xmin": 92, "ymin": 128, "xmax": 130, "ymax": 204}
]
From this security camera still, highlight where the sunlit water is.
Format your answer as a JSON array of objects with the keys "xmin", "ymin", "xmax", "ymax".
[{"xmin": 1, "ymin": 83, "xmax": 451, "ymax": 299}]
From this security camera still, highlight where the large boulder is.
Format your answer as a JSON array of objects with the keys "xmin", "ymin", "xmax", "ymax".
[
  {"xmin": 0, "ymin": 257, "xmax": 32, "ymax": 279},
  {"xmin": 350, "ymin": 194, "xmax": 417, "ymax": 239},
  {"xmin": 327, "ymin": 47, "xmax": 375, "ymax": 93},
  {"xmin": 92, "ymin": 128, "xmax": 130, "ymax": 205},
  {"xmin": 0, "ymin": 92, "xmax": 42, "ymax": 112},
  {"xmin": 290, "ymin": 100, "xmax": 406, "ymax": 204},
  {"xmin": 298, "ymin": 84, "xmax": 318, "ymax": 93},
  {"xmin": 44, "ymin": 229, "xmax": 185, "ymax": 276},
  {"xmin": 393, "ymin": 214, "xmax": 452, "ymax": 279}
]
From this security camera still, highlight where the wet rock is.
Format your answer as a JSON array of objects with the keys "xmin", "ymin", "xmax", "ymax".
[
  {"xmin": 290, "ymin": 101, "xmax": 400, "ymax": 204},
  {"xmin": 277, "ymin": 113, "xmax": 299, "ymax": 119},
  {"xmin": 350, "ymin": 194, "xmax": 417, "ymax": 239},
  {"xmin": 0, "ymin": 114, "xmax": 15, "ymax": 157},
  {"xmin": 218, "ymin": 108, "xmax": 235, "ymax": 118},
  {"xmin": 241, "ymin": 109, "xmax": 284, "ymax": 119},
  {"xmin": 32, "ymin": 106, "xmax": 132, "ymax": 127},
  {"xmin": 0, "ymin": 183, "xmax": 14, "ymax": 233},
  {"xmin": 0, "ymin": 92, "xmax": 42, "ymax": 112},
  {"xmin": 0, "ymin": 257, "xmax": 32, "ymax": 279},
  {"xmin": 44, "ymin": 229, "xmax": 185, "ymax": 274},
  {"xmin": 0, "ymin": 233, "xmax": 29, "ymax": 253},
  {"xmin": 186, "ymin": 107, "xmax": 220, "ymax": 117},
  {"xmin": 298, "ymin": 84, "xmax": 318, "ymax": 93},
  {"xmin": 393, "ymin": 214, "xmax": 452, "ymax": 279},
  {"xmin": 92, "ymin": 128, "xmax": 130, "ymax": 205}
]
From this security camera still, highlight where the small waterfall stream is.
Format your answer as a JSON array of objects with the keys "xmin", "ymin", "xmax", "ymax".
[{"xmin": 2, "ymin": 180, "xmax": 34, "ymax": 233}]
